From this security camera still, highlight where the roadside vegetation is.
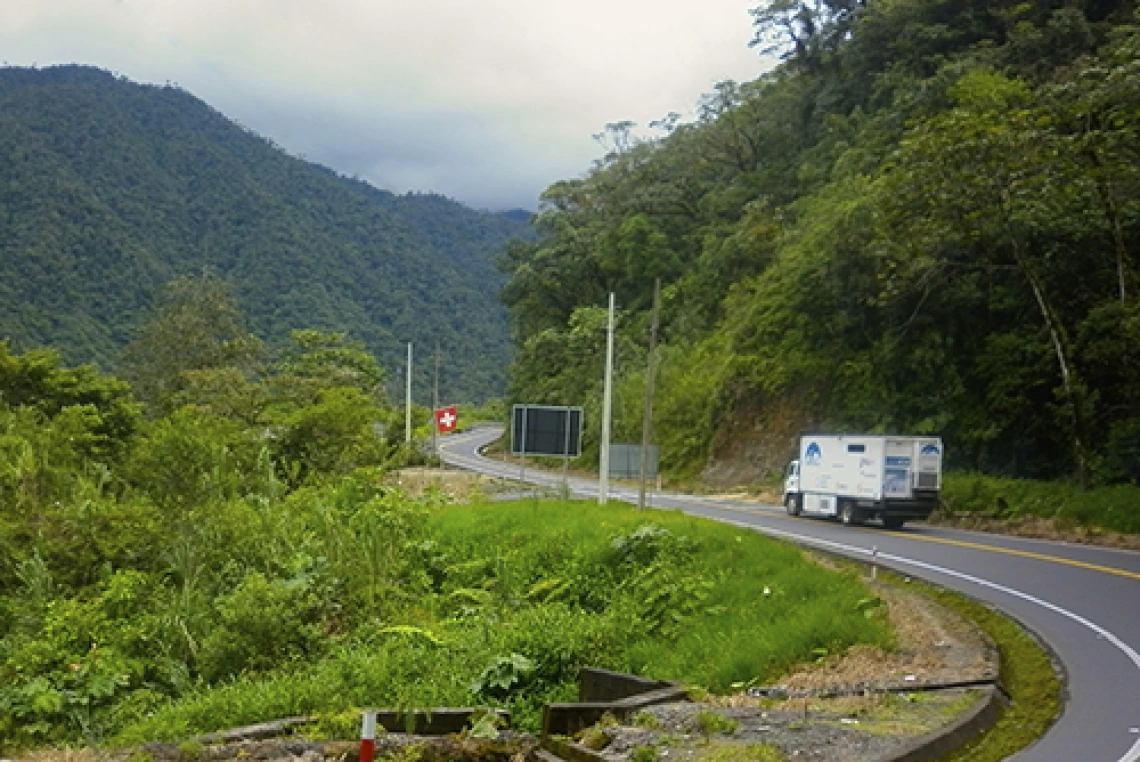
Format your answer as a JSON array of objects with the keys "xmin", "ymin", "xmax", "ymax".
[
  {"xmin": 0, "ymin": 332, "xmax": 892, "ymax": 753},
  {"xmin": 500, "ymin": 2, "xmax": 1140, "ymax": 493},
  {"xmin": 936, "ymin": 473, "xmax": 1140, "ymax": 539},
  {"xmin": 112, "ymin": 499, "xmax": 890, "ymax": 745}
]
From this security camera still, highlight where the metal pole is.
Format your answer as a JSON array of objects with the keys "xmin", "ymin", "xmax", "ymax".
[
  {"xmin": 563, "ymin": 411, "xmax": 572, "ymax": 496},
  {"xmin": 519, "ymin": 406, "xmax": 528, "ymax": 486},
  {"xmin": 360, "ymin": 710, "xmax": 377, "ymax": 762},
  {"xmin": 405, "ymin": 342, "xmax": 413, "ymax": 444},
  {"xmin": 432, "ymin": 342, "xmax": 440, "ymax": 462},
  {"xmin": 638, "ymin": 278, "xmax": 661, "ymax": 510},
  {"xmin": 599, "ymin": 293, "xmax": 615, "ymax": 505}
]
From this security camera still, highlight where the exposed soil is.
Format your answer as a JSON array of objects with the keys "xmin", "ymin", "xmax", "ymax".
[
  {"xmin": 587, "ymin": 688, "xmax": 986, "ymax": 761},
  {"xmin": 767, "ymin": 572, "xmax": 998, "ymax": 694},
  {"xmin": 384, "ymin": 466, "xmax": 517, "ymax": 501}
]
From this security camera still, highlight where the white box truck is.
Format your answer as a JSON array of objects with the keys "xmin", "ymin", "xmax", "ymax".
[{"xmin": 782, "ymin": 435, "xmax": 943, "ymax": 529}]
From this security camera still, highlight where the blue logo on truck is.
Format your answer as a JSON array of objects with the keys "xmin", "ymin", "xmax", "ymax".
[
  {"xmin": 805, "ymin": 442, "xmax": 822, "ymax": 465},
  {"xmin": 920, "ymin": 444, "xmax": 941, "ymax": 456}
]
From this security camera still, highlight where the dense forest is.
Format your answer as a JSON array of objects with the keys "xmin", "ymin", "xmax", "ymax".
[
  {"xmin": 500, "ymin": 0, "xmax": 1140, "ymax": 485},
  {"xmin": 0, "ymin": 65, "xmax": 529, "ymax": 403}
]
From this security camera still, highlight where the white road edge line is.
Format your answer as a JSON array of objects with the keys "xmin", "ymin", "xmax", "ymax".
[{"xmin": 716, "ymin": 519, "xmax": 1140, "ymax": 762}]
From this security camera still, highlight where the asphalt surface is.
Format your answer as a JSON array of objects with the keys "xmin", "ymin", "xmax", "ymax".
[{"xmin": 439, "ymin": 426, "xmax": 1140, "ymax": 762}]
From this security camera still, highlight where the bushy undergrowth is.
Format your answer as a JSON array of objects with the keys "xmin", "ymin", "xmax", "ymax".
[
  {"xmin": 108, "ymin": 499, "xmax": 890, "ymax": 743},
  {"xmin": 1, "ymin": 342, "xmax": 889, "ymax": 751},
  {"xmin": 940, "ymin": 474, "xmax": 1140, "ymax": 535}
]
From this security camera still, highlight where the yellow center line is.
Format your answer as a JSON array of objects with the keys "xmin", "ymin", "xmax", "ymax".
[
  {"xmin": 889, "ymin": 532, "xmax": 1140, "ymax": 581},
  {"xmin": 708, "ymin": 500, "xmax": 1140, "ymax": 582}
]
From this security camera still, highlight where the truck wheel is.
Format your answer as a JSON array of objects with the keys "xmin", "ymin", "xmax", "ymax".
[
  {"xmin": 881, "ymin": 516, "xmax": 906, "ymax": 530},
  {"xmin": 839, "ymin": 501, "xmax": 860, "ymax": 526},
  {"xmin": 785, "ymin": 494, "xmax": 802, "ymax": 516}
]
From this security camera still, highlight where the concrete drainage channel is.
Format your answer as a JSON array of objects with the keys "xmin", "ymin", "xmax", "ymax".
[
  {"xmin": 535, "ymin": 668, "xmax": 1007, "ymax": 762},
  {"xmin": 537, "ymin": 668, "xmax": 691, "ymax": 761},
  {"xmin": 176, "ymin": 667, "xmax": 1005, "ymax": 762}
]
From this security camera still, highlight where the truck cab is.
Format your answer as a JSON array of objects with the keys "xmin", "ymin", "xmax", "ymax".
[{"xmin": 783, "ymin": 459, "xmax": 801, "ymax": 515}]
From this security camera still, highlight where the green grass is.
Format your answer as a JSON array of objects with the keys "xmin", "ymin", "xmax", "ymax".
[
  {"xmin": 114, "ymin": 498, "xmax": 890, "ymax": 742},
  {"xmin": 697, "ymin": 744, "xmax": 787, "ymax": 761},
  {"xmin": 426, "ymin": 499, "xmax": 892, "ymax": 690},
  {"xmin": 694, "ymin": 710, "xmax": 739, "ymax": 736},
  {"xmin": 941, "ymin": 473, "xmax": 1140, "ymax": 535}
]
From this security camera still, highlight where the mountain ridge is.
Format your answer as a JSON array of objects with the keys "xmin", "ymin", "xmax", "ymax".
[{"xmin": 0, "ymin": 64, "xmax": 528, "ymax": 402}]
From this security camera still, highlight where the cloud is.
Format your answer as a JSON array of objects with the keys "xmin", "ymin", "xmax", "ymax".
[{"xmin": 0, "ymin": 0, "xmax": 769, "ymax": 210}]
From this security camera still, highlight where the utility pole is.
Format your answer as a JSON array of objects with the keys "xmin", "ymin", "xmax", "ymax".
[
  {"xmin": 638, "ymin": 278, "xmax": 661, "ymax": 510},
  {"xmin": 405, "ymin": 342, "xmax": 413, "ymax": 444},
  {"xmin": 432, "ymin": 342, "xmax": 440, "ymax": 462},
  {"xmin": 599, "ymin": 293, "xmax": 615, "ymax": 505}
]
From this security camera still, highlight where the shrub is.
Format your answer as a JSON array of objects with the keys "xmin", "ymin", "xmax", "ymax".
[
  {"xmin": 197, "ymin": 572, "xmax": 329, "ymax": 683},
  {"xmin": 940, "ymin": 474, "xmax": 1140, "ymax": 534},
  {"xmin": 694, "ymin": 710, "xmax": 739, "ymax": 736}
]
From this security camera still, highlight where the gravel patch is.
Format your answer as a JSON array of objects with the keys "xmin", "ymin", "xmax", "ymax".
[{"xmin": 587, "ymin": 688, "xmax": 985, "ymax": 761}]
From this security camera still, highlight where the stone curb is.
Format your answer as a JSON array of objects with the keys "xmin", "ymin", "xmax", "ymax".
[
  {"xmin": 881, "ymin": 682, "xmax": 1008, "ymax": 762},
  {"xmin": 196, "ymin": 716, "xmax": 316, "ymax": 744},
  {"xmin": 538, "ymin": 676, "xmax": 1008, "ymax": 762},
  {"xmin": 542, "ymin": 667, "xmax": 689, "ymax": 738},
  {"xmin": 541, "ymin": 736, "xmax": 609, "ymax": 762}
]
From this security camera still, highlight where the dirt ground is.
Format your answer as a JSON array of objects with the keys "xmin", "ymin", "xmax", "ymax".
[
  {"xmin": 384, "ymin": 466, "xmax": 515, "ymax": 501},
  {"xmin": 764, "ymin": 569, "xmax": 997, "ymax": 694}
]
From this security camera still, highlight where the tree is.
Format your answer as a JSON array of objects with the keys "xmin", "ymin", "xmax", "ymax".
[
  {"xmin": 120, "ymin": 273, "xmax": 262, "ymax": 416},
  {"xmin": 270, "ymin": 329, "xmax": 387, "ymax": 407},
  {"xmin": 750, "ymin": 0, "xmax": 867, "ymax": 68},
  {"xmin": 877, "ymin": 68, "xmax": 1098, "ymax": 483},
  {"xmin": 0, "ymin": 341, "xmax": 140, "ymax": 462}
]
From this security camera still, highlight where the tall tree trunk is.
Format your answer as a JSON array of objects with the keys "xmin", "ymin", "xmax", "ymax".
[
  {"xmin": 1009, "ymin": 237, "xmax": 1091, "ymax": 488},
  {"xmin": 1087, "ymin": 148, "xmax": 1132, "ymax": 303}
]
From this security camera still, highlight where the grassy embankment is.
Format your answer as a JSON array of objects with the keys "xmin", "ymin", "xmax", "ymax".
[
  {"xmin": 113, "ymin": 499, "xmax": 890, "ymax": 743},
  {"xmin": 937, "ymin": 474, "xmax": 1140, "ymax": 543}
]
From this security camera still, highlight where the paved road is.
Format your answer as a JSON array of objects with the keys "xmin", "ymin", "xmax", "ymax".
[{"xmin": 440, "ymin": 427, "xmax": 1140, "ymax": 762}]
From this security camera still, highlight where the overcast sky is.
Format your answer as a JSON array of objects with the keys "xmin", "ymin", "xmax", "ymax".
[{"xmin": 0, "ymin": 1, "xmax": 771, "ymax": 211}]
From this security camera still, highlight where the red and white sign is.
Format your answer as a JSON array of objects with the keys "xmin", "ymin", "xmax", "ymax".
[{"xmin": 435, "ymin": 405, "xmax": 458, "ymax": 433}]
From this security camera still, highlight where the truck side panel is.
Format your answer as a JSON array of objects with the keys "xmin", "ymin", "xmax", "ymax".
[
  {"xmin": 802, "ymin": 492, "xmax": 837, "ymax": 516},
  {"xmin": 796, "ymin": 435, "xmax": 942, "ymax": 523}
]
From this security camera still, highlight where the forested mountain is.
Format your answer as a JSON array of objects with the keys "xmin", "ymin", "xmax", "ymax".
[
  {"xmin": 0, "ymin": 65, "xmax": 529, "ymax": 402},
  {"xmin": 501, "ymin": 0, "xmax": 1140, "ymax": 484}
]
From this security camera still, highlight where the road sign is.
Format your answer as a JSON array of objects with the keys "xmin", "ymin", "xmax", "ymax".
[
  {"xmin": 435, "ymin": 405, "xmax": 458, "ymax": 433},
  {"xmin": 511, "ymin": 404, "xmax": 583, "ymax": 457},
  {"xmin": 609, "ymin": 443, "xmax": 659, "ymax": 479}
]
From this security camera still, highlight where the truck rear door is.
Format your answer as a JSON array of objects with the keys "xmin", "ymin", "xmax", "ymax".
[
  {"xmin": 914, "ymin": 439, "xmax": 942, "ymax": 491},
  {"xmin": 883, "ymin": 439, "xmax": 913, "ymax": 498}
]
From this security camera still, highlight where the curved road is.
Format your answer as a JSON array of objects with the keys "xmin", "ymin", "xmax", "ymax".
[{"xmin": 440, "ymin": 426, "xmax": 1140, "ymax": 762}]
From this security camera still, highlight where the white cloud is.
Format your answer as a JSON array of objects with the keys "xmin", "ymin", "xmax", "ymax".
[{"xmin": 0, "ymin": 0, "xmax": 770, "ymax": 209}]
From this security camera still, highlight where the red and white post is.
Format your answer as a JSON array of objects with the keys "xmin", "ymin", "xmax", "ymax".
[{"xmin": 360, "ymin": 710, "xmax": 377, "ymax": 762}]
